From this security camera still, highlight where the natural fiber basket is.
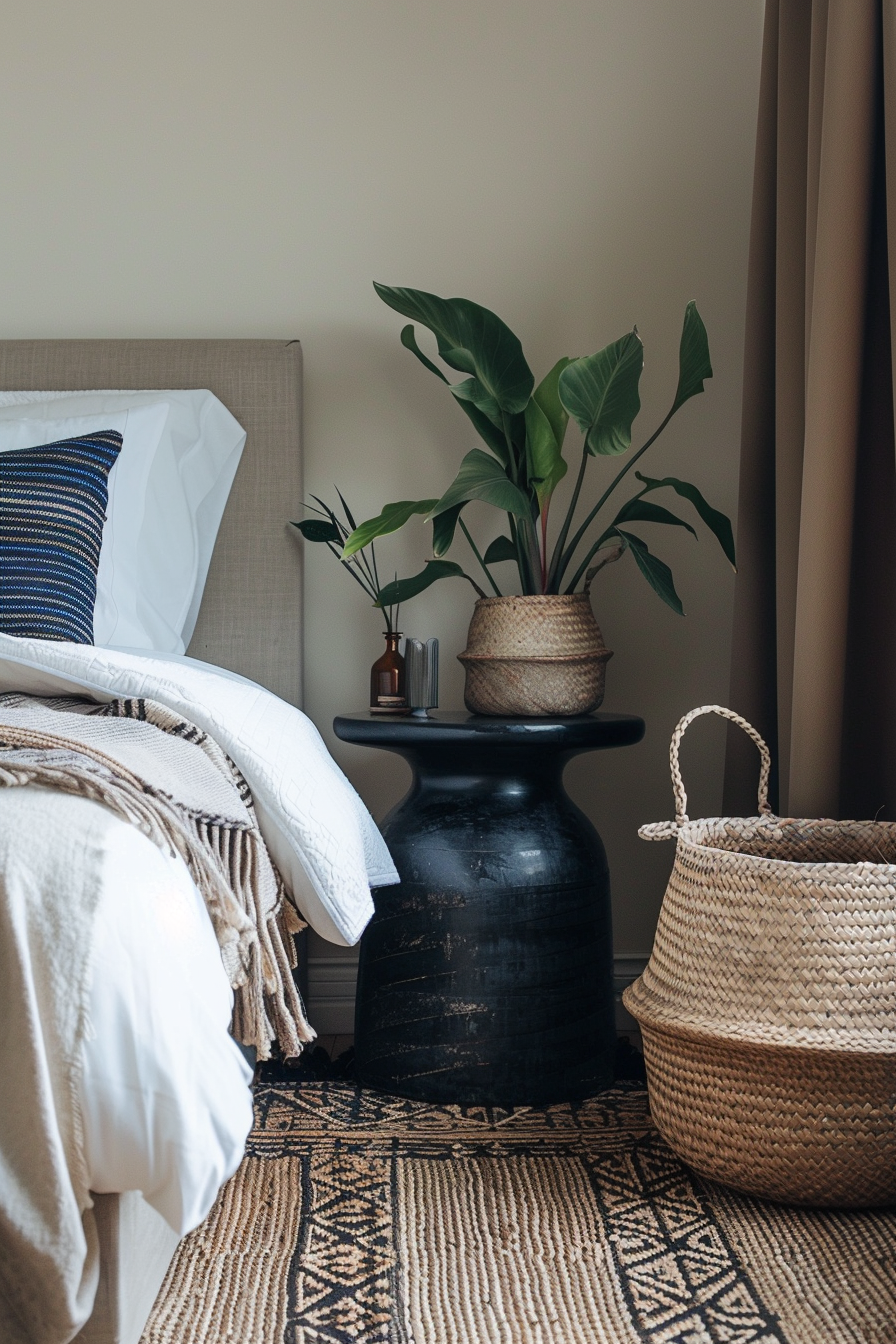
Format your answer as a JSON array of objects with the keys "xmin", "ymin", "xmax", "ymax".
[
  {"xmin": 623, "ymin": 705, "xmax": 896, "ymax": 1208},
  {"xmin": 458, "ymin": 594, "xmax": 612, "ymax": 717}
]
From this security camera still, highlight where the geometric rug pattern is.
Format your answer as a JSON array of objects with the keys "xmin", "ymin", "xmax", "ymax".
[{"xmin": 142, "ymin": 1080, "xmax": 896, "ymax": 1344}]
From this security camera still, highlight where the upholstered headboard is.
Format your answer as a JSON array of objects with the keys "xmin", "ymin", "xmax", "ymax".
[{"xmin": 0, "ymin": 339, "xmax": 303, "ymax": 706}]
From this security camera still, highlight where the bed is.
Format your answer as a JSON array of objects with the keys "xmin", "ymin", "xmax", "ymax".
[{"xmin": 0, "ymin": 341, "xmax": 392, "ymax": 1344}]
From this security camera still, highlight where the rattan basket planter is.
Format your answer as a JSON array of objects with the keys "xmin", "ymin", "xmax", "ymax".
[
  {"xmin": 458, "ymin": 594, "xmax": 612, "ymax": 717},
  {"xmin": 623, "ymin": 705, "xmax": 896, "ymax": 1208}
]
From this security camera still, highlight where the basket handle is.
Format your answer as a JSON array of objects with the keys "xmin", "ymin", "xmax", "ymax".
[{"xmin": 640, "ymin": 704, "xmax": 774, "ymax": 841}]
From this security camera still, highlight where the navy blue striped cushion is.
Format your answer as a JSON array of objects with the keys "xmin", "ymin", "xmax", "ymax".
[{"xmin": 0, "ymin": 431, "xmax": 123, "ymax": 643}]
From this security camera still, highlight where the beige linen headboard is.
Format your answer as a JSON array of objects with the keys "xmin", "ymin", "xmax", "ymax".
[{"xmin": 0, "ymin": 339, "xmax": 303, "ymax": 706}]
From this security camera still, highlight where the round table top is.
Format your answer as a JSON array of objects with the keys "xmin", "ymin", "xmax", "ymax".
[{"xmin": 334, "ymin": 709, "xmax": 645, "ymax": 752}]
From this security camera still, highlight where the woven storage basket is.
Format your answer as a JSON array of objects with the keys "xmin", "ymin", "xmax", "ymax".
[
  {"xmin": 458, "ymin": 594, "xmax": 612, "ymax": 717},
  {"xmin": 623, "ymin": 705, "xmax": 896, "ymax": 1208}
]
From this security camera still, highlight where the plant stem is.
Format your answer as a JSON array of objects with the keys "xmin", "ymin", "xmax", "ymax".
[
  {"xmin": 554, "ymin": 403, "xmax": 678, "ymax": 590},
  {"xmin": 368, "ymin": 547, "xmax": 391, "ymax": 629},
  {"xmin": 327, "ymin": 543, "xmax": 376, "ymax": 601},
  {"xmin": 508, "ymin": 515, "xmax": 529, "ymax": 593},
  {"xmin": 328, "ymin": 542, "xmax": 391, "ymax": 627},
  {"xmin": 502, "ymin": 412, "xmax": 520, "ymax": 485},
  {"xmin": 564, "ymin": 531, "xmax": 622, "ymax": 594},
  {"xmin": 547, "ymin": 445, "xmax": 588, "ymax": 592},
  {"xmin": 356, "ymin": 544, "xmax": 379, "ymax": 595},
  {"xmin": 540, "ymin": 511, "xmax": 548, "ymax": 592},
  {"xmin": 367, "ymin": 537, "xmax": 383, "ymax": 600},
  {"xmin": 459, "ymin": 517, "xmax": 502, "ymax": 597},
  {"xmin": 517, "ymin": 512, "xmax": 542, "ymax": 594}
]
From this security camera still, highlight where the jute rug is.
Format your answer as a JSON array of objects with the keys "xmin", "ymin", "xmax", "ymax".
[{"xmin": 141, "ymin": 1076, "xmax": 896, "ymax": 1344}]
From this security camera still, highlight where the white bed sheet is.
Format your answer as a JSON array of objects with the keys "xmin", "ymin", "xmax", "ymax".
[
  {"xmin": 0, "ymin": 635, "xmax": 393, "ymax": 1266},
  {"xmin": 78, "ymin": 810, "xmax": 253, "ymax": 1236},
  {"xmin": 0, "ymin": 634, "xmax": 399, "ymax": 945}
]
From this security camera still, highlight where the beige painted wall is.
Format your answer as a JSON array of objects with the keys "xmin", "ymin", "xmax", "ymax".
[{"xmin": 0, "ymin": 3, "xmax": 764, "ymax": 972}]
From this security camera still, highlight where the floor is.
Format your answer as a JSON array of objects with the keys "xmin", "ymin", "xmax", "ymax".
[{"xmin": 151, "ymin": 1070, "xmax": 896, "ymax": 1343}]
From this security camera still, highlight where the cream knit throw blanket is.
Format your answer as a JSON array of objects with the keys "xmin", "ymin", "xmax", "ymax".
[{"xmin": 0, "ymin": 693, "xmax": 314, "ymax": 1061}]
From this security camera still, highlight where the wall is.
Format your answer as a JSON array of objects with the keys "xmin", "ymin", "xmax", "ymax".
[{"xmin": 0, "ymin": 1, "xmax": 764, "ymax": 1024}]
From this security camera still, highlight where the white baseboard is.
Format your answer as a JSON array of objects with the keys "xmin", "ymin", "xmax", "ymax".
[{"xmin": 307, "ymin": 954, "xmax": 650, "ymax": 1038}]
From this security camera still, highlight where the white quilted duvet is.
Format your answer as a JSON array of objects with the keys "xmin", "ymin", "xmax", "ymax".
[{"xmin": 0, "ymin": 634, "xmax": 397, "ymax": 945}]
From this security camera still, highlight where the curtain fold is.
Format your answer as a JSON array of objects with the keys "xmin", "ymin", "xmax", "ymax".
[{"xmin": 724, "ymin": 0, "xmax": 896, "ymax": 820}]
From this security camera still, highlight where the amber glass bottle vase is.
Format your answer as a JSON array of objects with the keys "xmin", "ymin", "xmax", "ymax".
[{"xmin": 370, "ymin": 632, "xmax": 408, "ymax": 714}]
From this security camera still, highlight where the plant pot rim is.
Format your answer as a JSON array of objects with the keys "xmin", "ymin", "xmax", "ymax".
[{"xmin": 472, "ymin": 593, "xmax": 592, "ymax": 606}]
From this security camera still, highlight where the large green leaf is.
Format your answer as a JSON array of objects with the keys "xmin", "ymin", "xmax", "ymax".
[
  {"xmin": 400, "ymin": 320, "xmax": 508, "ymax": 461},
  {"xmin": 402, "ymin": 321, "xmax": 507, "ymax": 462},
  {"xmin": 524, "ymin": 397, "xmax": 568, "ymax": 512},
  {"xmin": 450, "ymin": 377, "xmax": 504, "ymax": 429},
  {"xmin": 455, "ymin": 395, "xmax": 512, "ymax": 463},
  {"xmin": 613, "ymin": 498, "xmax": 697, "ymax": 537},
  {"xmin": 616, "ymin": 528, "xmax": 684, "ymax": 614},
  {"xmin": 558, "ymin": 330, "xmax": 643, "ymax": 456},
  {"xmin": 342, "ymin": 498, "xmax": 437, "ymax": 558},
  {"xmin": 673, "ymin": 301, "xmax": 713, "ymax": 411},
  {"xmin": 291, "ymin": 518, "xmax": 340, "ymax": 543},
  {"xmin": 375, "ymin": 559, "xmax": 476, "ymax": 607},
  {"xmin": 400, "ymin": 324, "xmax": 450, "ymax": 383},
  {"xmin": 375, "ymin": 283, "xmax": 534, "ymax": 413},
  {"xmin": 483, "ymin": 534, "xmax": 518, "ymax": 564},
  {"xmin": 533, "ymin": 357, "xmax": 573, "ymax": 448},
  {"xmin": 635, "ymin": 472, "xmax": 735, "ymax": 568},
  {"xmin": 431, "ymin": 503, "xmax": 465, "ymax": 557},
  {"xmin": 430, "ymin": 448, "xmax": 532, "ymax": 520}
]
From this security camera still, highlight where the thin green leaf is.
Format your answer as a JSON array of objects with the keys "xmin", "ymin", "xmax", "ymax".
[
  {"xmin": 616, "ymin": 528, "xmax": 684, "ymax": 614},
  {"xmin": 375, "ymin": 283, "xmax": 534, "ymax": 413},
  {"xmin": 400, "ymin": 324, "xmax": 450, "ymax": 383},
  {"xmin": 674, "ymin": 301, "xmax": 713, "ymax": 411},
  {"xmin": 430, "ymin": 448, "xmax": 532, "ymax": 520},
  {"xmin": 483, "ymin": 534, "xmax": 518, "ymax": 565},
  {"xmin": 613, "ymin": 498, "xmax": 697, "ymax": 537},
  {"xmin": 432, "ymin": 503, "xmax": 465, "ymax": 557},
  {"xmin": 558, "ymin": 330, "xmax": 643, "ymax": 456},
  {"xmin": 309, "ymin": 495, "xmax": 348, "ymax": 534},
  {"xmin": 342, "ymin": 498, "xmax": 438, "ymax": 558},
  {"xmin": 635, "ymin": 472, "xmax": 735, "ymax": 568},
  {"xmin": 334, "ymin": 489, "xmax": 359, "ymax": 531},
  {"xmin": 524, "ymin": 398, "xmax": 568, "ymax": 512},
  {"xmin": 375, "ymin": 559, "xmax": 483, "ymax": 607},
  {"xmin": 291, "ymin": 518, "xmax": 341, "ymax": 543}
]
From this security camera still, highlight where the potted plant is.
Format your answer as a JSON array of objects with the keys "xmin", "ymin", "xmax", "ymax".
[
  {"xmin": 342, "ymin": 284, "xmax": 735, "ymax": 717},
  {"xmin": 292, "ymin": 492, "xmax": 421, "ymax": 712}
]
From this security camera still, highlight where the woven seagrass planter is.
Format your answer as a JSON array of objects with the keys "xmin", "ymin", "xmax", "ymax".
[
  {"xmin": 458, "ymin": 594, "xmax": 612, "ymax": 718},
  {"xmin": 624, "ymin": 706, "xmax": 896, "ymax": 1208}
]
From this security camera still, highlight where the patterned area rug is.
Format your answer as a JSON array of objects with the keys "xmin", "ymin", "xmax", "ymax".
[{"xmin": 142, "ymin": 1077, "xmax": 896, "ymax": 1344}]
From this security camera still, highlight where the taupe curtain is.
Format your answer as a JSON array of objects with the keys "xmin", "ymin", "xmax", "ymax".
[{"xmin": 724, "ymin": 0, "xmax": 896, "ymax": 819}]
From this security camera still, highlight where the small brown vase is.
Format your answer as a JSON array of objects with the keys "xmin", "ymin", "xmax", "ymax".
[
  {"xmin": 458, "ymin": 594, "xmax": 612, "ymax": 717},
  {"xmin": 370, "ymin": 631, "xmax": 409, "ymax": 714}
]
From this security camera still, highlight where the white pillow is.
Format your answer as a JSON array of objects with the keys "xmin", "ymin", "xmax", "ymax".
[{"xmin": 0, "ymin": 391, "xmax": 246, "ymax": 653}]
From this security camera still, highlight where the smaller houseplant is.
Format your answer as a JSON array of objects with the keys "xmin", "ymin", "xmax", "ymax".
[
  {"xmin": 292, "ymin": 492, "xmax": 426, "ymax": 711},
  {"xmin": 292, "ymin": 491, "xmax": 406, "ymax": 632},
  {"xmin": 341, "ymin": 285, "xmax": 735, "ymax": 716}
]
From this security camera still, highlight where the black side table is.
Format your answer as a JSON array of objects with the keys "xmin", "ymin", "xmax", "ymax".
[{"xmin": 334, "ymin": 710, "xmax": 645, "ymax": 1107}]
